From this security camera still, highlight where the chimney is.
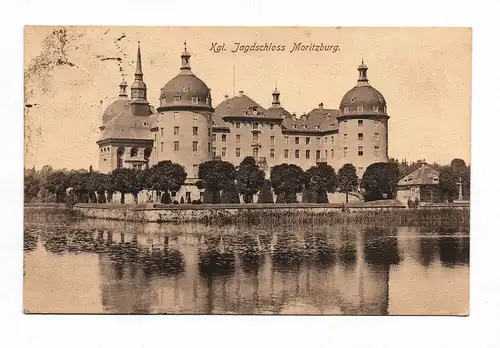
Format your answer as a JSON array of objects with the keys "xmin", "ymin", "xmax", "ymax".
[
  {"xmin": 319, "ymin": 102, "xmax": 324, "ymax": 110},
  {"xmin": 238, "ymin": 90, "xmax": 244, "ymax": 97},
  {"xmin": 292, "ymin": 112, "xmax": 297, "ymax": 120},
  {"xmin": 224, "ymin": 95, "xmax": 229, "ymax": 101},
  {"xmin": 302, "ymin": 112, "xmax": 307, "ymax": 120}
]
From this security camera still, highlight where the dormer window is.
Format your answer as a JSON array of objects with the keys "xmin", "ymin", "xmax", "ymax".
[
  {"xmin": 292, "ymin": 125, "xmax": 297, "ymax": 129},
  {"xmin": 343, "ymin": 106, "xmax": 349, "ymax": 113},
  {"xmin": 315, "ymin": 125, "xmax": 320, "ymax": 130},
  {"xmin": 174, "ymin": 94, "xmax": 181, "ymax": 103},
  {"xmin": 373, "ymin": 105, "xmax": 379, "ymax": 112},
  {"xmin": 192, "ymin": 95, "xmax": 199, "ymax": 104},
  {"xmin": 357, "ymin": 104, "xmax": 364, "ymax": 112},
  {"xmin": 304, "ymin": 125, "xmax": 308, "ymax": 129}
]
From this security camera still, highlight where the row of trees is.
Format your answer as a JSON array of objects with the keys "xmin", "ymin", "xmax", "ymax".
[{"xmin": 25, "ymin": 157, "xmax": 470, "ymax": 205}]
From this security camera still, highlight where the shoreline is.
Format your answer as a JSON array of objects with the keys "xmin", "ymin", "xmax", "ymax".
[{"xmin": 24, "ymin": 202, "xmax": 470, "ymax": 225}]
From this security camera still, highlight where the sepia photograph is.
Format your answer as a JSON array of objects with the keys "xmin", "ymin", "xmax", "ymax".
[{"xmin": 23, "ymin": 26, "xmax": 471, "ymax": 315}]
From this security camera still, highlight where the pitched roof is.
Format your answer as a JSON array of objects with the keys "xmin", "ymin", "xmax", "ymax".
[
  {"xmin": 282, "ymin": 108, "xmax": 339, "ymax": 133},
  {"xmin": 214, "ymin": 94, "xmax": 273, "ymax": 119},
  {"xmin": 397, "ymin": 164, "xmax": 440, "ymax": 186}
]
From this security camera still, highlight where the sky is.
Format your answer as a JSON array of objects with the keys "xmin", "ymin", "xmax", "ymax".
[{"xmin": 24, "ymin": 26, "xmax": 471, "ymax": 170}]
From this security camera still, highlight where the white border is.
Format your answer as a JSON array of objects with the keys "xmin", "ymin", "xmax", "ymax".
[{"xmin": 2, "ymin": 1, "xmax": 499, "ymax": 347}]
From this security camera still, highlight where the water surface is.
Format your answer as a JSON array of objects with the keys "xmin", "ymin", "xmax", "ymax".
[{"xmin": 24, "ymin": 210, "xmax": 469, "ymax": 315}]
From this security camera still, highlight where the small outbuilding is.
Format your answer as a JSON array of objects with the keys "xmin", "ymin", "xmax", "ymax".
[{"xmin": 396, "ymin": 163, "xmax": 440, "ymax": 205}]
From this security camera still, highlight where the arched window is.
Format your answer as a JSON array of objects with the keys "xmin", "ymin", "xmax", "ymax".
[
  {"xmin": 130, "ymin": 147, "xmax": 138, "ymax": 158},
  {"xmin": 116, "ymin": 147, "xmax": 124, "ymax": 169}
]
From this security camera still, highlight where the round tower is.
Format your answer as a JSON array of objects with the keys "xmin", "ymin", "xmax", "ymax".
[
  {"xmin": 337, "ymin": 60, "xmax": 389, "ymax": 177},
  {"xmin": 154, "ymin": 42, "xmax": 213, "ymax": 180}
]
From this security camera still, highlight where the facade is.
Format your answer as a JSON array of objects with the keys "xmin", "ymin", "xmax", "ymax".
[
  {"xmin": 396, "ymin": 163, "xmax": 440, "ymax": 205},
  {"xmin": 98, "ymin": 43, "xmax": 390, "ymax": 202}
]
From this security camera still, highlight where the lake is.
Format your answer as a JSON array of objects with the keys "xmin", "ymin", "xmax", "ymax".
[{"xmin": 23, "ymin": 209, "xmax": 469, "ymax": 315}]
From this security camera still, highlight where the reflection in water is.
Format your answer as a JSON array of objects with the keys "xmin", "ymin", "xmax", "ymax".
[{"xmin": 24, "ymin": 211, "xmax": 470, "ymax": 315}]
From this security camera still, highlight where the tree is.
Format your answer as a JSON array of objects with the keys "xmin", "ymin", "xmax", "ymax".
[
  {"xmin": 439, "ymin": 158, "xmax": 470, "ymax": 202},
  {"xmin": 305, "ymin": 163, "xmax": 337, "ymax": 203},
  {"xmin": 221, "ymin": 182, "xmax": 240, "ymax": 204},
  {"xmin": 68, "ymin": 172, "xmax": 90, "ymax": 203},
  {"xmin": 235, "ymin": 156, "xmax": 265, "ymax": 203},
  {"xmin": 338, "ymin": 163, "xmax": 358, "ymax": 203},
  {"xmin": 196, "ymin": 160, "xmax": 236, "ymax": 204},
  {"xmin": 86, "ymin": 172, "xmax": 108, "ymax": 203},
  {"xmin": 257, "ymin": 179, "xmax": 274, "ymax": 203},
  {"xmin": 24, "ymin": 171, "xmax": 41, "ymax": 203},
  {"xmin": 270, "ymin": 163, "xmax": 305, "ymax": 204},
  {"xmin": 141, "ymin": 161, "xmax": 187, "ymax": 204},
  {"xmin": 107, "ymin": 168, "xmax": 142, "ymax": 204},
  {"xmin": 45, "ymin": 171, "xmax": 70, "ymax": 203},
  {"xmin": 361, "ymin": 162, "xmax": 400, "ymax": 201}
]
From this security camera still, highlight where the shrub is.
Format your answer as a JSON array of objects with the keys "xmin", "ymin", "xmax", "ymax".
[
  {"xmin": 173, "ymin": 200, "xmax": 179, "ymax": 205},
  {"xmin": 192, "ymin": 199, "xmax": 201, "ymax": 204}
]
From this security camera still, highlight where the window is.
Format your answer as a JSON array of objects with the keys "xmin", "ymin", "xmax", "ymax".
[
  {"xmin": 193, "ymin": 141, "xmax": 198, "ymax": 152},
  {"xmin": 284, "ymin": 149, "xmax": 289, "ymax": 158},
  {"xmin": 331, "ymin": 136, "xmax": 334, "ymax": 144},
  {"xmin": 236, "ymin": 121, "xmax": 241, "ymax": 129},
  {"xmin": 306, "ymin": 150, "xmax": 310, "ymax": 159},
  {"xmin": 325, "ymin": 150, "xmax": 328, "ymax": 159},
  {"xmin": 358, "ymin": 146, "xmax": 363, "ymax": 156},
  {"xmin": 193, "ymin": 126, "xmax": 198, "ymax": 136},
  {"xmin": 315, "ymin": 125, "xmax": 320, "ymax": 130},
  {"xmin": 358, "ymin": 133, "xmax": 363, "ymax": 141},
  {"xmin": 344, "ymin": 134, "xmax": 347, "ymax": 141},
  {"xmin": 375, "ymin": 146, "xmax": 380, "ymax": 156},
  {"xmin": 192, "ymin": 96, "xmax": 198, "ymax": 104},
  {"xmin": 373, "ymin": 105, "xmax": 379, "ymax": 112},
  {"xmin": 253, "ymin": 122, "xmax": 258, "ymax": 130},
  {"xmin": 193, "ymin": 113, "xmax": 198, "ymax": 120},
  {"xmin": 358, "ymin": 120, "xmax": 363, "ymax": 127},
  {"xmin": 174, "ymin": 112, "xmax": 180, "ymax": 120},
  {"xmin": 343, "ymin": 106, "xmax": 349, "ymax": 113},
  {"xmin": 174, "ymin": 141, "xmax": 179, "ymax": 151},
  {"xmin": 284, "ymin": 136, "xmax": 289, "ymax": 144},
  {"xmin": 292, "ymin": 125, "xmax": 297, "ymax": 129},
  {"xmin": 222, "ymin": 147, "xmax": 227, "ymax": 157},
  {"xmin": 331, "ymin": 149, "xmax": 334, "ymax": 158},
  {"xmin": 270, "ymin": 149, "xmax": 275, "ymax": 158},
  {"xmin": 316, "ymin": 150, "xmax": 321, "ymax": 160},
  {"xmin": 161, "ymin": 142, "xmax": 164, "ymax": 152},
  {"xmin": 270, "ymin": 135, "xmax": 275, "ymax": 145},
  {"xmin": 357, "ymin": 104, "xmax": 364, "ymax": 112},
  {"xmin": 212, "ymin": 134, "xmax": 216, "ymax": 142},
  {"xmin": 306, "ymin": 137, "xmax": 310, "ymax": 145},
  {"xmin": 270, "ymin": 124, "xmax": 275, "ymax": 130},
  {"xmin": 212, "ymin": 147, "xmax": 216, "ymax": 156},
  {"xmin": 174, "ymin": 126, "xmax": 179, "ymax": 135},
  {"xmin": 374, "ymin": 132, "xmax": 380, "ymax": 141},
  {"xmin": 344, "ymin": 120, "xmax": 347, "ymax": 128},
  {"xmin": 174, "ymin": 96, "xmax": 180, "ymax": 103},
  {"xmin": 253, "ymin": 133, "xmax": 259, "ymax": 143},
  {"xmin": 343, "ymin": 146, "xmax": 348, "ymax": 157},
  {"xmin": 295, "ymin": 137, "xmax": 299, "ymax": 145},
  {"xmin": 236, "ymin": 148, "xmax": 241, "ymax": 157},
  {"xmin": 374, "ymin": 119, "xmax": 380, "ymax": 128},
  {"xmin": 295, "ymin": 150, "xmax": 300, "ymax": 158},
  {"xmin": 160, "ymin": 127, "xmax": 164, "ymax": 137},
  {"xmin": 316, "ymin": 137, "xmax": 321, "ymax": 144},
  {"xmin": 193, "ymin": 165, "xmax": 198, "ymax": 178},
  {"xmin": 222, "ymin": 134, "xmax": 227, "ymax": 142},
  {"xmin": 253, "ymin": 148, "xmax": 259, "ymax": 158}
]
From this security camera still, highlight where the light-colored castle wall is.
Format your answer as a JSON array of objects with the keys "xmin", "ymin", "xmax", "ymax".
[{"xmin": 154, "ymin": 110, "xmax": 212, "ymax": 178}]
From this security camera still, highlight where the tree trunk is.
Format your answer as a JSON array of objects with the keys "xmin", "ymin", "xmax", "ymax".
[
  {"xmin": 212, "ymin": 190, "xmax": 221, "ymax": 204},
  {"xmin": 120, "ymin": 192, "xmax": 125, "ymax": 204},
  {"xmin": 345, "ymin": 191, "xmax": 349, "ymax": 203},
  {"xmin": 244, "ymin": 193, "xmax": 253, "ymax": 203},
  {"xmin": 133, "ymin": 193, "xmax": 138, "ymax": 204}
]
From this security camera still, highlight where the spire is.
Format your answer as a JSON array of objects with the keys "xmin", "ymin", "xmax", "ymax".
[
  {"xmin": 271, "ymin": 83, "xmax": 281, "ymax": 108},
  {"xmin": 357, "ymin": 58, "xmax": 369, "ymax": 86},
  {"xmin": 180, "ymin": 40, "xmax": 192, "ymax": 72},
  {"xmin": 130, "ymin": 41, "xmax": 149, "ymax": 111},
  {"xmin": 135, "ymin": 41, "xmax": 143, "ymax": 76}
]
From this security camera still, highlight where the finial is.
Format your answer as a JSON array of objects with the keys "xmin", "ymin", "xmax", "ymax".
[
  {"xmin": 362, "ymin": 55, "xmax": 364, "ymax": 65},
  {"xmin": 275, "ymin": 81, "xmax": 278, "ymax": 90},
  {"xmin": 184, "ymin": 40, "xmax": 187, "ymax": 51}
]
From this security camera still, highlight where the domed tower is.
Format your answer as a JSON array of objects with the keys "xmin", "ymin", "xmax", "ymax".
[
  {"xmin": 338, "ymin": 60, "xmax": 389, "ymax": 176},
  {"xmin": 154, "ymin": 42, "xmax": 213, "ymax": 180}
]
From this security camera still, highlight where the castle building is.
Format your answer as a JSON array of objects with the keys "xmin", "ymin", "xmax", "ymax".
[{"xmin": 98, "ymin": 43, "xmax": 389, "ymax": 202}]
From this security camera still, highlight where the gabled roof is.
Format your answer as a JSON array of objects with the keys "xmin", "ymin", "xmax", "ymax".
[
  {"xmin": 397, "ymin": 164, "xmax": 440, "ymax": 186},
  {"xmin": 99, "ymin": 102, "xmax": 153, "ymax": 142},
  {"xmin": 282, "ymin": 107, "xmax": 339, "ymax": 133}
]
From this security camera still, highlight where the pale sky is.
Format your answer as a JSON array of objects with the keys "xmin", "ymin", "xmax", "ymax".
[{"xmin": 24, "ymin": 26, "xmax": 471, "ymax": 170}]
